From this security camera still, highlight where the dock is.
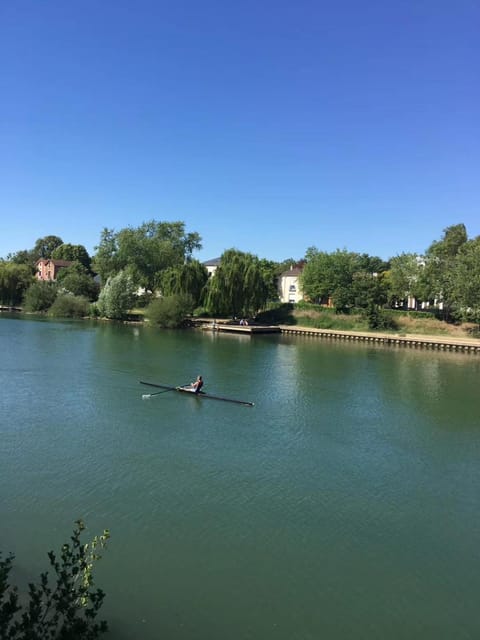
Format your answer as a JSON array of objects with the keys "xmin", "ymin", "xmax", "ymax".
[{"xmin": 201, "ymin": 322, "xmax": 280, "ymax": 334}]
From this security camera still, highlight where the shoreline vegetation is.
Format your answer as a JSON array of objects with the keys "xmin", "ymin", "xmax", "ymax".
[
  {"xmin": 3, "ymin": 304, "xmax": 479, "ymax": 351},
  {"xmin": 3, "ymin": 225, "xmax": 480, "ymax": 342}
]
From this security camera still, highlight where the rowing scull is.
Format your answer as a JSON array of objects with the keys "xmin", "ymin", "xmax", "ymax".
[{"xmin": 140, "ymin": 381, "xmax": 255, "ymax": 407}]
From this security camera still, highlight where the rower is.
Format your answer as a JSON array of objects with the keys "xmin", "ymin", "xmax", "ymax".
[{"xmin": 191, "ymin": 375, "xmax": 203, "ymax": 394}]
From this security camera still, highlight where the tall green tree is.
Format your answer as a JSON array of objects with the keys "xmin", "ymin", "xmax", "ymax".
[
  {"xmin": 0, "ymin": 262, "xmax": 34, "ymax": 306},
  {"xmin": 258, "ymin": 258, "xmax": 281, "ymax": 303},
  {"xmin": 6, "ymin": 249, "xmax": 35, "ymax": 269},
  {"xmin": 351, "ymin": 271, "xmax": 389, "ymax": 309},
  {"xmin": 301, "ymin": 249, "xmax": 389, "ymax": 312},
  {"xmin": 301, "ymin": 248, "xmax": 359, "ymax": 310},
  {"xmin": 32, "ymin": 235, "xmax": 64, "ymax": 260},
  {"xmin": 96, "ymin": 270, "xmax": 136, "ymax": 320},
  {"xmin": 205, "ymin": 249, "xmax": 269, "ymax": 317},
  {"xmin": 92, "ymin": 221, "xmax": 202, "ymax": 291},
  {"xmin": 388, "ymin": 253, "xmax": 424, "ymax": 307},
  {"xmin": 450, "ymin": 236, "xmax": 480, "ymax": 322},
  {"xmin": 52, "ymin": 243, "xmax": 91, "ymax": 270},
  {"xmin": 419, "ymin": 224, "xmax": 468, "ymax": 319},
  {"xmin": 6, "ymin": 236, "xmax": 64, "ymax": 270},
  {"xmin": 91, "ymin": 229, "xmax": 120, "ymax": 284},
  {"xmin": 160, "ymin": 260, "xmax": 208, "ymax": 307}
]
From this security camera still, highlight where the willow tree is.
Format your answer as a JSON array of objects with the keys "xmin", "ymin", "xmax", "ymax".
[
  {"xmin": 205, "ymin": 249, "xmax": 268, "ymax": 317},
  {"xmin": 0, "ymin": 261, "xmax": 34, "ymax": 306},
  {"xmin": 160, "ymin": 260, "xmax": 208, "ymax": 308}
]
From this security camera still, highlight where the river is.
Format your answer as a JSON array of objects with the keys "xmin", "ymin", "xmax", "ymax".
[{"xmin": 1, "ymin": 315, "xmax": 479, "ymax": 639}]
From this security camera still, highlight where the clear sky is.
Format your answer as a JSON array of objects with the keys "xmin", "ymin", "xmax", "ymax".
[{"xmin": 1, "ymin": 0, "xmax": 479, "ymax": 263}]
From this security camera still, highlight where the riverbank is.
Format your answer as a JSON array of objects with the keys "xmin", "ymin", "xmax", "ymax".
[
  {"xmin": 193, "ymin": 317, "xmax": 480, "ymax": 353},
  {"xmin": 4, "ymin": 308, "xmax": 480, "ymax": 353},
  {"xmin": 277, "ymin": 324, "xmax": 480, "ymax": 353}
]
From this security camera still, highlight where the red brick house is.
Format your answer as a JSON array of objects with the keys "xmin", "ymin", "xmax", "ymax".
[{"xmin": 36, "ymin": 259, "xmax": 73, "ymax": 281}]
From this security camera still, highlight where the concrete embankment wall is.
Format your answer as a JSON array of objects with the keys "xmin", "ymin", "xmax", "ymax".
[{"xmin": 278, "ymin": 325, "xmax": 480, "ymax": 354}]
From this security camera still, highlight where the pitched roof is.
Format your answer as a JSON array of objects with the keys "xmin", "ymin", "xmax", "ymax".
[
  {"xmin": 280, "ymin": 266, "xmax": 303, "ymax": 277},
  {"xmin": 203, "ymin": 257, "xmax": 221, "ymax": 266},
  {"xmin": 36, "ymin": 259, "xmax": 74, "ymax": 267}
]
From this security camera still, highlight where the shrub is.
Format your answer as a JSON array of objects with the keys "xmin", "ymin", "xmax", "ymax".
[
  {"xmin": 56, "ymin": 263, "xmax": 99, "ymax": 301},
  {"xmin": 0, "ymin": 520, "xmax": 109, "ymax": 639},
  {"xmin": 48, "ymin": 294, "xmax": 90, "ymax": 318},
  {"xmin": 96, "ymin": 271, "xmax": 136, "ymax": 320},
  {"xmin": 256, "ymin": 303, "xmax": 294, "ymax": 324},
  {"xmin": 365, "ymin": 305, "xmax": 398, "ymax": 330},
  {"xmin": 23, "ymin": 281, "xmax": 58, "ymax": 312},
  {"xmin": 146, "ymin": 294, "xmax": 194, "ymax": 328}
]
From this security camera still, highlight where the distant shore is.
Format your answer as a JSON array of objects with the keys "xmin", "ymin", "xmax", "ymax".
[{"xmin": 3, "ymin": 308, "xmax": 479, "ymax": 353}]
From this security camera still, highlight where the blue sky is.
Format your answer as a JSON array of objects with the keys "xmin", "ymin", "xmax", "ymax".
[{"xmin": 1, "ymin": 0, "xmax": 479, "ymax": 263}]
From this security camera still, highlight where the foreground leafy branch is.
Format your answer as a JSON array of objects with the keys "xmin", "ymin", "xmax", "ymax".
[{"xmin": 0, "ymin": 520, "xmax": 110, "ymax": 640}]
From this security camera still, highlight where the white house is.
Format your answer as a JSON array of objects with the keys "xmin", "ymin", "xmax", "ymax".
[
  {"xmin": 278, "ymin": 265, "xmax": 303, "ymax": 304},
  {"xmin": 203, "ymin": 258, "xmax": 221, "ymax": 277}
]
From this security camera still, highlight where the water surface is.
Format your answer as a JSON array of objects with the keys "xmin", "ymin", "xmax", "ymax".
[{"xmin": 1, "ymin": 315, "xmax": 479, "ymax": 639}]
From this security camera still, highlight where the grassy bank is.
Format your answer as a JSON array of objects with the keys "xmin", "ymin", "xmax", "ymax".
[{"xmin": 256, "ymin": 304, "xmax": 480, "ymax": 340}]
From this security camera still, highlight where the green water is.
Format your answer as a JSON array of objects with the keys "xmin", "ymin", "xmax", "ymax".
[{"xmin": 1, "ymin": 315, "xmax": 479, "ymax": 639}]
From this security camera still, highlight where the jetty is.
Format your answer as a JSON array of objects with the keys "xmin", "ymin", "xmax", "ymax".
[{"xmin": 201, "ymin": 322, "xmax": 280, "ymax": 334}]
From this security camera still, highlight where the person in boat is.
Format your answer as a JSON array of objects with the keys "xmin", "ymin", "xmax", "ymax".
[{"xmin": 188, "ymin": 375, "xmax": 203, "ymax": 394}]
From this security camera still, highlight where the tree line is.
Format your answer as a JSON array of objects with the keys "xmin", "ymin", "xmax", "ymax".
[
  {"xmin": 1, "ymin": 221, "xmax": 479, "ymax": 326},
  {"xmin": 301, "ymin": 223, "xmax": 480, "ymax": 325}
]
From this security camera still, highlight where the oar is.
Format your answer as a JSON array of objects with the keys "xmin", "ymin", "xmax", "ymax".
[{"xmin": 142, "ymin": 385, "xmax": 188, "ymax": 399}]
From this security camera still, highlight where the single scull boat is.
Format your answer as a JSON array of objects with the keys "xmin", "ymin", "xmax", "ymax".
[{"xmin": 140, "ymin": 381, "xmax": 255, "ymax": 407}]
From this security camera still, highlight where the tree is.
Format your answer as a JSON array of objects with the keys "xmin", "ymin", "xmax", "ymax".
[
  {"xmin": 57, "ymin": 263, "xmax": 99, "ymax": 301},
  {"xmin": 387, "ymin": 253, "xmax": 424, "ymax": 308},
  {"xmin": 146, "ymin": 293, "xmax": 195, "ymax": 328},
  {"xmin": 91, "ymin": 228, "xmax": 120, "ymax": 285},
  {"xmin": 32, "ymin": 235, "xmax": 64, "ymax": 261},
  {"xmin": 6, "ymin": 249, "xmax": 36, "ymax": 270},
  {"xmin": 23, "ymin": 281, "xmax": 58, "ymax": 312},
  {"xmin": 0, "ymin": 262, "xmax": 34, "ymax": 306},
  {"xmin": 92, "ymin": 221, "xmax": 202, "ymax": 291},
  {"xmin": 160, "ymin": 260, "xmax": 208, "ymax": 308},
  {"xmin": 96, "ymin": 270, "xmax": 136, "ymax": 320},
  {"xmin": 0, "ymin": 520, "xmax": 109, "ymax": 639},
  {"xmin": 258, "ymin": 258, "xmax": 281, "ymax": 303},
  {"xmin": 52, "ymin": 243, "xmax": 91, "ymax": 270},
  {"xmin": 205, "ymin": 249, "xmax": 269, "ymax": 317},
  {"xmin": 419, "ymin": 224, "xmax": 468, "ymax": 319},
  {"xmin": 351, "ymin": 271, "xmax": 389, "ymax": 309},
  {"xmin": 450, "ymin": 237, "xmax": 480, "ymax": 322},
  {"xmin": 301, "ymin": 248, "xmax": 359, "ymax": 310}
]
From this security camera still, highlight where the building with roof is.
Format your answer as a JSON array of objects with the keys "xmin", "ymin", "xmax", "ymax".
[
  {"xmin": 203, "ymin": 258, "xmax": 221, "ymax": 277},
  {"xmin": 36, "ymin": 259, "xmax": 73, "ymax": 281},
  {"xmin": 278, "ymin": 265, "xmax": 304, "ymax": 303}
]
